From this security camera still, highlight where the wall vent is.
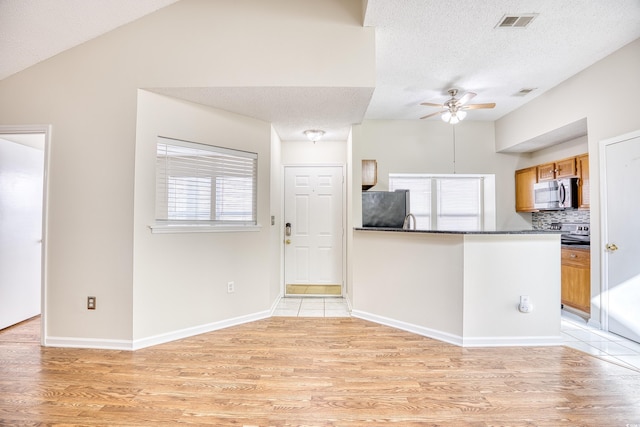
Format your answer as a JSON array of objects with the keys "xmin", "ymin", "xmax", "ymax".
[
  {"xmin": 496, "ymin": 14, "xmax": 538, "ymax": 29},
  {"xmin": 513, "ymin": 88, "xmax": 537, "ymax": 97}
]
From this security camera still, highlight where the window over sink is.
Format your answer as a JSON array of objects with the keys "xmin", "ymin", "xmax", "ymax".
[{"xmin": 389, "ymin": 173, "xmax": 496, "ymax": 231}]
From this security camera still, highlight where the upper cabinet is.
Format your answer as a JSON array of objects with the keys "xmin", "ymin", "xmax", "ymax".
[
  {"xmin": 537, "ymin": 157, "xmax": 577, "ymax": 181},
  {"xmin": 577, "ymin": 154, "xmax": 590, "ymax": 209},
  {"xmin": 515, "ymin": 167, "xmax": 538, "ymax": 212},
  {"xmin": 515, "ymin": 154, "xmax": 589, "ymax": 213},
  {"xmin": 362, "ymin": 159, "xmax": 378, "ymax": 191}
]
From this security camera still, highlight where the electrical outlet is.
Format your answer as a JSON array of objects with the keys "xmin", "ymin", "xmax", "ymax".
[
  {"xmin": 518, "ymin": 295, "xmax": 532, "ymax": 313},
  {"xmin": 227, "ymin": 281, "xmax": 235, "ymax": 293},
  {"xmin": 87, "ymin": 296, "xmax": 96, "ymax": 310}
]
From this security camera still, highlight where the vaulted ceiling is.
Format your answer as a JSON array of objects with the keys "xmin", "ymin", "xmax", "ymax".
[{"xmin": 2, "ymin": 0, "xmax": 640, "ymax": 142}]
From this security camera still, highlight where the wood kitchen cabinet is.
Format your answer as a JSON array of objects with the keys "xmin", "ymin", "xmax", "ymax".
[
  {"xmin": 515, "ymin": 166, "xmax": 537, "ymax": 212},
  {"xmin": 362, "ymin": 159, "xmax": 378, "ymax": 191},
  {"xmin": 577, "ymin": 154, "xmax": 590, "ymax": 209},
  {"xmin": 561, "ymin": 246, "xmax": 590, "ymax": 314},
  {"xmin": 537, "ymin": 157, "xmax": 577, "ymax": 181}
]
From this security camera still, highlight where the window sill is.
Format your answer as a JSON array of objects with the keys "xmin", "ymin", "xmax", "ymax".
[{"xmin": 149, "ymin": 223, "xmax": 263, "ymax": 234}]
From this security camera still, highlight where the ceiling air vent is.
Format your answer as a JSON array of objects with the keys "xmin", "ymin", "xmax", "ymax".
[
  {"xmin": 496, "ymin": 13, "xmax": 538, "ymax": 29},
  {"xmin": 513, "ymin": 88, "xmax": 537, "ymax": 97}
]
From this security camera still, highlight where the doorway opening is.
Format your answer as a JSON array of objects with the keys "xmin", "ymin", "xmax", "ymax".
[
  {"xmin": 283, "ymin": 166, "xmax": 345, "ymax": 298},
  {"xmin": 0, "ymin": 125, "xmax": 50, "ymax": 344}
]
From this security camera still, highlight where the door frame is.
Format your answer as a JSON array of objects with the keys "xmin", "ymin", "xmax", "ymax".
[
  {"xmin": 0, "ymin": 124, "xmax": 51, "ymax": 345},
  {"xmin": 281, "ymin": 164, "xmax": 347, "ymax": 297},
  {"xmin": 598, "ymin": 128, "xmax": 640, "ymax": 333}
]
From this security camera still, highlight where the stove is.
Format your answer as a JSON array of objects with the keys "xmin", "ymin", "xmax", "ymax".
[{"xmin": 550, "ymin": 222, "xmax": 590, "ymax": 245}]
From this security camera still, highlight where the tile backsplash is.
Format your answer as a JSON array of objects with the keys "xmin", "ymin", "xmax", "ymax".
[{"xmin": 532, "ymin": 210, "xmax": 590, "ymax": 230}]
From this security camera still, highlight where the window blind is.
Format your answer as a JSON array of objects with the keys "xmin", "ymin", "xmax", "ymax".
[
  {"xmin": 389, "ymin": 174, "xmax": 486, "ymax": 231},
  {"xmin": 389, "ymin": 176, "xmax": 432, "ymax": 230},
  {"xmin": 156, "ymin": 137, "xmax": 257, "ymax": 225}
]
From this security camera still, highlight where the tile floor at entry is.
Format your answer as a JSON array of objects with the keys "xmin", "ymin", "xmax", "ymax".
[
  {"xmin": 274, "ymin": 298, "xmax": 640, "ymax": 371},
  {"xmin": 562, "ymin": 312, "xmax": 640, "ymax": 371},
  {"xmin": 273, "ymin": 297, "xmax": 350, "ymax": 317}
]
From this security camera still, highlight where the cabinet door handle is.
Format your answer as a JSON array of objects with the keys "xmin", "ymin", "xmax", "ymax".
[{"xmin": 570, "ymin": 253, "xmax": 577, "ymax": 258}]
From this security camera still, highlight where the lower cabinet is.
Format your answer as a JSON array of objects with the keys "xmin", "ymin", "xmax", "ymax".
[{"xmin": 561, "ymin": 247, "xmax": 590, "ymax": 314}]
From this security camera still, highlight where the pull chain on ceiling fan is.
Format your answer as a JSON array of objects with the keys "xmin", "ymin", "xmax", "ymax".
[{"xmin": 420, "ymin": 89, "xmax": 496, "ymax": 124}]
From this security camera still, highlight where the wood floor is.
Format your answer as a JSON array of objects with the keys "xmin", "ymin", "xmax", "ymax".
[{"xmin": 1, "ymin": 316, "xmax": 640, "ymax": 426}]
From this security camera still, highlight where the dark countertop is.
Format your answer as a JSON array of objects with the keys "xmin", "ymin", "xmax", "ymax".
[{"xmin": 354, "ymin": 227, "xmax": 562, "ymax": 235}]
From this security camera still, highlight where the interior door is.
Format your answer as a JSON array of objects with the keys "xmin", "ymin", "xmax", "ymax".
[
  {"xmin": 603, "ymin": 132, "xmax": 640, "ymax": 343},
  {"xmin": 284, "ymin": 166, "xmax": 343, "ymax": 295},
  {"xmin": 0, "ymin": 135, "xmax": 44, "ymax": 330}
]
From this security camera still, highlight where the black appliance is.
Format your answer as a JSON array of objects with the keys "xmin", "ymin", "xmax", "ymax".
[{"xmin": 362, "ymin": 190, "xmax": 409, "ymax": 228}]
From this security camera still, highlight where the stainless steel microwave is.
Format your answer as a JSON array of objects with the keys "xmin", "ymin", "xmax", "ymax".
[{"xmin": 533, "ymin": 178, "xmax": 578, "ymax": 210}]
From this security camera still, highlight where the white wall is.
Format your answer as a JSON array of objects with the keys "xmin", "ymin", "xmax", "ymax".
[
  {"xmin": 352, "ymin": 120, "xmax": 531, "ymax": 232},
  {"xmin": 0, "ymin": 0, "xmax": 375, "ymax": 345},
  {"xmin": 496, "ymin": 37, "xmax": 640, "ymax": 326},
  {"xmin": 352, "ymin": 231, "xmax": 561, "ymax": 346},
  {"xmin": 132, "ymin": 91, "xmax": 272, "ymax": 340},
  {"xmin": 0, "ymin": 138, "xmax": 43, "ymax": 329},
  {"xmin": 281, "ymin": 140, "xmax": 348, "ymax": 165}
]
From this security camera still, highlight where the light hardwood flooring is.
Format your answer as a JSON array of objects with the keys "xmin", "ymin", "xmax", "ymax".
[{"xmin": 2, "ymin": 316, "xmax": 640, "ymax": 426}]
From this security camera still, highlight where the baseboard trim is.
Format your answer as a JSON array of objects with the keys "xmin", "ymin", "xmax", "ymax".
[
  {"xmin": 462, "ymin": 335, "xmax": 563, "ymax": 347},
  {"xmin": 44, "ymin": 336, "xmax": 133, "ymax": 351},
  {"xmin": 132, "ymin": 310, "xmax": 271, "ymax": 350},
  {"xmin": 351, "ymin": 310, "xmax": 463, "ymax": 347},
  {"xmin": 351, "ymin": 310, "xmax": 563, "ymax": 348},
  {"xmin": 45, "ymin": 310, "xmax": 272, "ymax": 351}
]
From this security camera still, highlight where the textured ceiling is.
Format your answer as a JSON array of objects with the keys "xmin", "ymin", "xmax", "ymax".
[
  {"xmin": 150, "ymin": 87, "xmax": 375, "ymax": 142},
  {"xmin": 2, "ymin": 1, "xmax": 640, "ymax": 147},
  {"xmin": 364, "ymin": 0, "xmax": 640, "ymax": 122}
]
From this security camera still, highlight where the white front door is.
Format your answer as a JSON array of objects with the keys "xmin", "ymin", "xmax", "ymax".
[
  {"xmin": 284, "ymin": 166, "xmax": 343, "ymax": 293},
  {"xmin": 602, "ymin": 131, "xmax": 640, "ymax": 343}
]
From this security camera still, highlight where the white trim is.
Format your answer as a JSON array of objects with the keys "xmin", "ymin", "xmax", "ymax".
[
  {"xmin": 269, "ymin": 295, "xmax": 282, "ymax": 315},
  {"xmin": 45, "ymin": 310, "xmax": 271, "ymax": 351},
  {"xmin": 461, "ymin": 335, "xmax": 563, "ymax": 347},
  {"xmin": 0, "ymin": 124, "xmax": 51, "ymax": 347},
  {"xmin": 132, "ymin": 310, "xmax": 271, "ymax": 350},
  {"xmin": 352, "ymin": 310, "xmax": 562, "ymax": 347},
  {"xmin": 149, "ymin": 223, "xmax": 262, "ymax": 234},
  {"xmin": 598, "ymin": 128, "xmax": 640, "ymax": 334},
  {"xmin": 351, "ymin": 310, "xmax": 463, "ymax": 347},
  {"xmin": 44, "ymin": 336, "xmax": 133, "ymax": 350}
]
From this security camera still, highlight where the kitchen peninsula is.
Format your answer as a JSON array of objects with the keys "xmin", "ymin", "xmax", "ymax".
[{"xmin": 352, "ymin": 228, "xmax": 562, "ymax": 347}]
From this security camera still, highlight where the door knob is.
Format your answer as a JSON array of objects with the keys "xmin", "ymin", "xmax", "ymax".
[
  {"xmin": 606, "ymin": 243, "xmax": 619, "ymax": 252},
  {"xmin": 285, "ymin": 239, "xmax": 291, "ymax": 245}
]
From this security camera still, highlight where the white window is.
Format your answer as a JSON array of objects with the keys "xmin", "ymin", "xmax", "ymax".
[
  {"xmin": 156, "ymin": 137, "xmax": 257, "ymax": 226},
  {"xmin": 389, "ymin": 174, "xmax": 495, "ymax": 231}
]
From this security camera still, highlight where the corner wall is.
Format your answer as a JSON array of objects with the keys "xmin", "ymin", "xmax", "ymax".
[
  {"xmin": 132, "ymin": 91, "xmax": 273, "ymax": 341},
  {"xmin": 495, "ymin": 37, "xmax": 640, "ymax": 326},
  {"xmin": 0, "ymin": 0, "xmax": 375, "ymax": 346}
]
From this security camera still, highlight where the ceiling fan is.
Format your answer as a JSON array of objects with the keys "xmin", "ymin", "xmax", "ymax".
[{"xmin": 420, "ymin": 89, "xmax": 496, "ymax": 124}]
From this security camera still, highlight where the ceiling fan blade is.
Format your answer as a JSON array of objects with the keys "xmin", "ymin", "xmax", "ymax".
[
  {"xmin": 420, "ymin": 102, "xmax": 445, "ymax": 107},
  {"xmin": 456, "ymin": 92, "xmax": 476, "ymax": 106},
  {"xmin": 420, "ymin": 111, "xmax": 444, "ymax": 120},
  {"xmin": 463, "ymin": 103, "xmax": 496, "ymax": 110}
]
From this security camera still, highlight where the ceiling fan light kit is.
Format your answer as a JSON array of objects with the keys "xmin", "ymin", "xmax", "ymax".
[{"xmin": 420, "ymin": 88, "xmax": 496, "ymax": 124}]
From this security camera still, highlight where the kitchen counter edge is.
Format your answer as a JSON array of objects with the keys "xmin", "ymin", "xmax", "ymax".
[{"xmin": 354, "ymin": 227, "xmax": 562, "ymax": 235}]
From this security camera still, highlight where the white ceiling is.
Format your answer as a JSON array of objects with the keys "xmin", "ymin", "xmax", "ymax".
[{"xmin": 2, "ymin": 0, "xmax": 640, "ymax": 146}]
